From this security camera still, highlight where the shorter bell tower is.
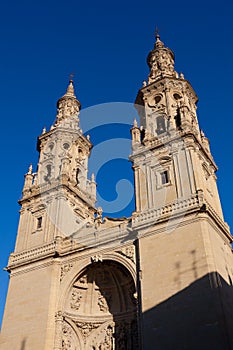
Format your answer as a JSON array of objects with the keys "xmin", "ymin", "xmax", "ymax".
[
  {"xmin": 17, "ymin": 80, "xmax": 96, "ymax": 252},
  {"xmin": 0, "ymin": 81, "xmax": 98, "ymax": 349}
]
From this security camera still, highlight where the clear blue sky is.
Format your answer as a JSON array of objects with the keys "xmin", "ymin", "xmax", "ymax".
[{"xmin": 0, "ymin": 0, "xmax": 233, "ymax": 327}]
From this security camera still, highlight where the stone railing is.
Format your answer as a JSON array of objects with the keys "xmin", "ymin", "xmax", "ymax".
[
  {"xmin": 7, "ymin": 222, "xmax": 134, "ymax": 269},
  {"xmin": 132, "ymin": 192, "xmax": 203, "ymax": 228},
  {"xmin": 8, "ymin": 241, "xmax": 56, "ymax": 268},
  {"xmin": 132, "ymin": 192, "xmax": 231, "ymax": 239}
]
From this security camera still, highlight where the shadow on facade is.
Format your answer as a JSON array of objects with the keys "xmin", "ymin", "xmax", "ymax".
[
  {"xmin": 141, "ymin": 272, "xmax": 233, "ymax": 350},
  {"xmin": 87, "ymin": 261, "xmax": 139, "ymax": 349},
  {"xmin": 66, "ymin": 260, "xmax": 139, "ymax": 349},
  {"xmin": 20, "ymin": 338, "xmax": 26, "ymax": 350}
]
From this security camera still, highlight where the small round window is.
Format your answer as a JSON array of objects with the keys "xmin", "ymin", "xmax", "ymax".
[
  {"xmin": 154, "ymin": 95, "xmax": 162, "ymax": 104},
  {"xmin": 173, "ymin": 93, "xmax": 182, "ymax": 100},
  {"xmin": 63, "ymin": 142, "xmax": 70, "ymax": 150}
]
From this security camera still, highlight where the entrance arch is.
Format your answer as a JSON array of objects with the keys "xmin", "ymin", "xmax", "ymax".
[{"xmin": 62, "ymin": 260, "xmax": 138, "ymax": 349}]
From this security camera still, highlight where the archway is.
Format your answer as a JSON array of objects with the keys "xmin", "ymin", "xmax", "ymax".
[{"xmin": 62, "ymin": 260, "xmax": 138, "ymax": 349}]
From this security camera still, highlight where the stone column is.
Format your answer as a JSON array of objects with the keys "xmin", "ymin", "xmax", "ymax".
[{"xmin": 54, "ymin": 311, "xmax": 63, "ymax": 350}]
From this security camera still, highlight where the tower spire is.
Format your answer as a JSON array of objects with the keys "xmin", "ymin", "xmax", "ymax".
[
  {"xmin": 147, "ymin": 34, "xmax": 176, "ymax": 83},
  {"xmin": 65, "ymin": 79, "xmax": 75, "ymax": 96},
  {"xmin": 154, "ymin": 27, "xmax": 164, "ymax": 48},
  {"xmin": 55, "ymin": 79, "xmax": 81, "ymax": 128},
  {"xmin": 154, "ymin": 33, "xmax": 164, "ymax": 48}
]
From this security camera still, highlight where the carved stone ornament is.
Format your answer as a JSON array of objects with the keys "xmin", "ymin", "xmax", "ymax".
[
  {"xmin": 70, "ymin": 288, "xmax": 82, "ymax": 310},
  {"xmin": 91, "ymin": 254, "xmax": 103, "ymax": 263},
  {"xmin": 92, "ymin": 323, "xmax": 114, "ymax": 350},
  {"xmin": 62, "ymin": 261, "xmax": 138, "ymax": 348},
  {"xmin": 62, "ymin": 324, "xmax": 72, "ymax": 350},
  {"xmin": 55, "ymin": 310, "xmax": 64, "ymax": 321},
  {"xmin": 117, "ymin": 245, "xmax": 135, "ymax": 263},
  {"xmin": 79, "ymin": 274, "xmax": 88, "ymax": 285},
  {"xmin": 97, "ymin": 290, "xmax": 111, "ymax": 313},
  {"xmin": 55, "ymin": 80, "xmax": 81, "ymax": 129},
  {"xmin": 60, "ymin": 263, "xmax": 73, "ymax": 281},
  {"xmin": 57, "ymin": 97, "xmax": 80, "ymax": 122},
  {"xmin": 75, "ymin": 321, "xmax": 102, "ymax": 342}
]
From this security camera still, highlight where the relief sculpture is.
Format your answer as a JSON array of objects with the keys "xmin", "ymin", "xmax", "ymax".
[
  {"xmin": 62, "ymin": 261, "xmax": 138, "ymax": 349},
  {"xmin": 70, "ymin": 288, "xmax": 82, "ymax": 310}
]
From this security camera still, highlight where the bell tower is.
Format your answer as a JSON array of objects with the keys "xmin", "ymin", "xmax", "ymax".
[
  {"xmin": 16, "ymin": 80, "xmax": 96, "ymax": 252},
  {"xmin": 131, "ymin": 34, "xmax": 233, "ymax": 349},
  {"xmin": 132, "ymin": 34, "xmax": 223, "ymax": 217},
  {"xmin": 0, "ymin": 81, "xmax": 100, "ymax": 350}
]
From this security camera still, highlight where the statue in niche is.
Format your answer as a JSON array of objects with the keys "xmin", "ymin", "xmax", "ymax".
[
  {"xmin": 156, "ymin": 116, "xmax": 166, "ymax": 135},
  {"xmin": 76, "ymin": 168, "xmax": 80, "ymax": 185},
  {"xmin": 174, "ymin": 108, "xmax": 182, "ymax": 129},
  {"xmin": 64, "ymin": 101, "xmax": 71, "ymax": 116},
  {"xmin": 44, "ymin": 164, "xmax": 52, "ymax": 182},
  {"xmin": 150, "ymin": 58, "xmax": 159, "ymax": 79}
]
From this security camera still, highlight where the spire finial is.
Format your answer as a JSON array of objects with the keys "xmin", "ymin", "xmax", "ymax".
[
  {"xmin": 155, "ymin": 26, "xmax": 160, "ymax": 40},
  {"xmin": 147, "ymin": 31, "xmax": 176, "ymax": 83},
  {"xmin": 66, "ymin": 75, "xmax": 75, "ymax": 96},
  {"xmin": 154, "ymin": 27, "xmax": 164, "ymax": 48},
  {"xmin": 55, "ymin": 76, "xmax": 81, "ymax": 127},
  {"xmin": 28, "ymin": 164, "xmax": 33, "ymax": 175}
]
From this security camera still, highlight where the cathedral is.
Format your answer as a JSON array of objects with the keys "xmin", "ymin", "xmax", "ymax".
[{"xmin": 1, "ymin": 34, "xmax": 233, "ymax": 349}]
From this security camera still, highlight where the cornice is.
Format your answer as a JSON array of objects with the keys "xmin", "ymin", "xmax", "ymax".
[
  {"xmin": 130, "ymin": 129, "xmax": 217, "ymax": 171},
  {"xmin": 6, "ymin": 222, "xmax": 137, "ymax": 270},
  {"xmin": 135, "ymin": 77, "xmax": 198, "ymax": 106},
  {"xmin": 19, "ymin": 177, "xmax": 96, "ymax": 209},
  {"xmin": 132, "ymin": 191, "xmax": 231, "ymax": 242}
]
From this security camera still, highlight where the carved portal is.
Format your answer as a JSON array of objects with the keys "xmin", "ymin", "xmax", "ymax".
[{"xmin": 61, "ymin": 261, "xmax": 138, "ymax": 349}]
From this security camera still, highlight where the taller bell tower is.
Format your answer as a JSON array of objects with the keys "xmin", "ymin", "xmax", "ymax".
[
  {"xmin": 131, "ymin": 34, "xmax": 233, "ymax": 349},
  {"xmin": 132, "ymin": 34, "xmax": 223, "ymax": 217}
]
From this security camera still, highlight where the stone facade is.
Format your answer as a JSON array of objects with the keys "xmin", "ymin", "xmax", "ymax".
[{"xmin": 1, "ymin": 34, "xmax": 233, "ymax": 349}]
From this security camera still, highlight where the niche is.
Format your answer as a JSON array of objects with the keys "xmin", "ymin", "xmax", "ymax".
[
  {"xmin": 156, "ymin": 116, "xmax": 166, "ymax": 135},
  {"xmin": 174, "ymin": 108, "xmax": 181, "ymax": 129},
  {"xmin": 44, "ymin": 164, "xmax": 52, "ymax": 182}
]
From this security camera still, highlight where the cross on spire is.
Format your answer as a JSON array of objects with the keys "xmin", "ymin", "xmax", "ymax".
[
  {"xmin": 69, "ymin": 72, "xmax": 75, "ymax": 82},
  {"xmin": 155, "ymin": 26, "xmax": 160, "ymax": 39}
]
